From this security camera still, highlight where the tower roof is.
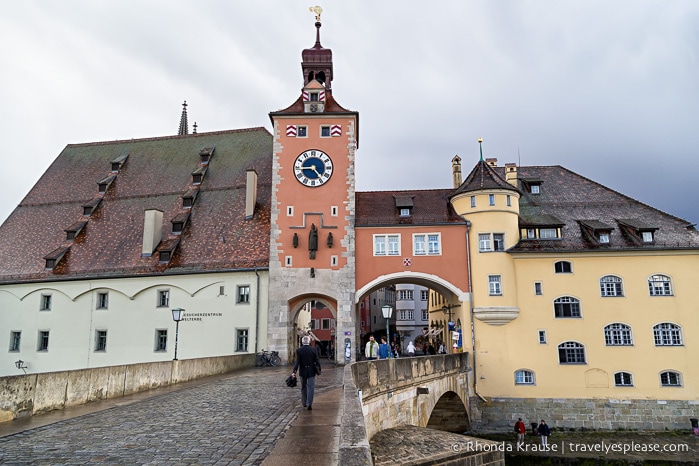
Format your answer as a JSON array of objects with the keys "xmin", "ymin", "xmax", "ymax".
[{"xmin": 450, "ymin": 159, "xmax": 520, "ymax": 197}]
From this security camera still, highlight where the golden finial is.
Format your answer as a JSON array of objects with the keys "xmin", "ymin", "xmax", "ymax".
[
  {"xmin": 309, "ymin": 6, "xmax": 323, "ymax": 21},
  {"xmin": 478, "ymin": 137, "xmax": 483, "ymax": 143}
]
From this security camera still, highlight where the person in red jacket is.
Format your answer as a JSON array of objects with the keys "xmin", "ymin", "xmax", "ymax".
[{"xmin": 514, "ymin": 418, "xmax": 526, "ymax": 446}]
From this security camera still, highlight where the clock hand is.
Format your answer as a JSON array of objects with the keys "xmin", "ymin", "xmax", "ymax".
[{"xmin": 302, "ymin": 164, "xmax": 321, "ymax": 176}]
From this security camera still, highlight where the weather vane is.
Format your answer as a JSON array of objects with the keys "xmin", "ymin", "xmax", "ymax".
[{"xmin": 309, "ymin": 6, "xmax": 323, "ymax": 21}]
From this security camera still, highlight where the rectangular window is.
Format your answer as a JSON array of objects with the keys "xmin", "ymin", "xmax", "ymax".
[
  {"xmin": 95, "ymin": 330, "xmax": 107, "ymax": 352},
  {"xmin": 285, "ymin": 256, "xmax": 292, "ymax": 267},
  {"xmin": 531, "ymin": 184, "xmax": 540, "ymax": 194},
  {"xmin": 614, "ymin": 372, "xmax": 633, "ymax": 386},
  {"xmin": 331, "ymin": 255, "xmax": 338, "ymax": 266},
  {"xmin": 539, "ymin": 228, "xmax": 558, "ymax": 239},
  {"xmin": 309, "ymin": 319, "xmax": 318, "ymax": 330},
  {"xmin": 642, "ymin": 231, "xmax": 654, "ymax": 243},
  {"xmin": 297, "ymin": 126, "xmax": 307, "ymax": 137},
  {"xmin": 422, "ymin": 309, "xmax": 429, "ymax": 320},
  {"xmin": 237, "ymin": 285, "xmax": 251, "ymax": 304},
  {"xmin": 96, "ymin": 292, "xmax": 109, "ymax": 310},
  {"xmin": 374, "ymin": 234, "xmax": 400, "ymax": 256},
  {"xmin": 155, "ymin": 330, "xmax": 168, "ymax": 351},
  {"xmin": 321, "ymin": 318, "xmax": 331, "ymax": 330},
  {"xmin": 10, "ymin": 331, "xmax": 21, "ymax": 352},
  {"xmin": 478, "ymin": 234, "xmax": 491, "ymax": 252},
  {"xmin": 157, "ymin": 290, "xmax": 170, "ymax": 308},
  {"xmin": 493, "ymin": 233, "xmax": 505, "ymax": 251},
  {"xmin": 236, "ymin": 329, "xmax": 249, "ymax": 352},
  {"xmin": 287, "ymin": 206, "xmax": 294, "ymax": 216},
  {"xmin": 397, "ymin": 290, "xmax": 414, "ymax": 300},
  {"xmin": 506, "ymin": 195, "xmax": 511, "ymax": 207},
  {"xmin": 398, "ymin": 310, "xmax": 414, "ymax": 320},
  {"xmin": 38, "ymin": 331, "xmax": 49, "ymax": 351},
  {"xmin": 420, "ymin": 290, "xmax": 428, "ymax": 301},
  {"xmin": 427, "ymin": 234, "xmax": 441, "ymax": 255},
  {"xmin": 330, "ymin": 206, "xmax": 338, "ymax": 216},
  {"xmin": 400, "ymin": 208, "xmax": 410, "ymax": 217},
  {"xmin": 414, "ymin": 235, "xmax": 426, "ymax": 255},
  {"xmin": 534, "ymin": 282, "xmax": 543, "ymax": 295},
  {"xmin": 40, "ymin": 294, "xmax": 52, "ymax": 311},
  {"xmin": 470, "ymin": 196, "xmax": 476, "ymax": 208},
  {"xmin": 598, "ymin": 233, "xmax": 610, "ymax": 243},
  {"xmin": 538, "ymin": 330, "xmax": 547, "ymax": 344},
  {"xmin": 320, "ymin": 126, "xmax": 331, "ymax": 137},
  {"xmin": 488, "ymin": 275, "xmax": 502, "ymax": 296},
  {"xmin": 527, "ymin": 229, "xmax": 536, "ymax": 239},
  {"xmin": 488, "ymin": 194, "xmax": 495, "ymax": 206}
]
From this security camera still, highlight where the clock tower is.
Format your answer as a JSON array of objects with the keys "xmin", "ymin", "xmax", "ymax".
[{"xmin": 268, "ymin": 10, "xmax": 359, "ymax": 364}]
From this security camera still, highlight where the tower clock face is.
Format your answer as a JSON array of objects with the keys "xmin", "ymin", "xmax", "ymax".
[{"xmin": 294, "ymin": 150, "xmax": 333, "ymax": 187}]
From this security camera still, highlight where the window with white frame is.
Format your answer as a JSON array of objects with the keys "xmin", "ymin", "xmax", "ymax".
[
  {"xmin": 534, "ymin": 282, "xmax": 543, "ymax": 296},
  {"xmin": 427, "ymin": 234, "xmax": 441, "ymax": 254},
  {"xmin": 374, "ymin": 234, "xmax": 400, "ymax": 256},
  {"xmin": 297, "ymin": 126, "xmax": 307, "ymax": 137},
  {"xmin": 539, "ymin": 228, "xmax": 558, "ymax": 239},
  {"xmin": 398, "ymin": 309, "xmax": 414, "ymax": 320},
  {"xmin": 413, "ymin": 235, "xmax": 426, "ymax": 255},
  {"xmin": 95, "ymin": 330, "xmax": 107, "ymax": 352},
  {"xmin": 96, "ymin": 292, "xmax": 109, "ymax": 310},
  {"xmin": 648, "ymin": 274, "xmax": 673, "ymax": 296},
  {"xmin": 40, "ymin": 294, "xmax": 52, "ymax": 311},
  {"xmin": 470, "ymin": 196, "xmax": 476, "ymax": 208},
  {"xmin": 515, "ymin": 369, "xmax": 535, "ymax": 385},
  {"xmin": 155, "ymin": 330, "xmax": 168, "ymax": 351},
  {"xmin": 641, "ymin": 231, "xmax": 654, "ymax": 243},
  {"xmin": 237, "ymin": 285, "xmax": 250, "ymax": 304},
  {"xmin": 653, "ymin": 323, "xmax": 682, "ymax": 346},
  {"xmin": 38, "ymin": 330, "xmax": 50, "ymax": 351},
  {"xmin": 397, "ymin": 290, "xmax": 413, "ymax": 300},
  {"xmin": 538, "ymin": 330, "xmax": 547, "ymax": 344},
  {"xmin": 558, "ymin": 341, "xmax": 586, "ymax": 364},
  {"xmin": 488, "ymin": 275, "xmax": 502, "ymax": 296},
  {"xmin": 614, "ymin": 372, "xmax": 633, "ymax": 386},
  {"xmin": 600, "ymin": 275, "xmax": 624, "ymax": 297},
  {"xmin": 493, "ymin": 233, "xmax": 505, "ymax": 251},
  {"xmin": 506, "ymin": 195, "xmax": 511, "ymax": 206},
  {"xmin": 478, "ymin": 234, "xmax": 491, "ymax": 252},
  {"xmin": 604, "ymin": 323, "xmax": 633, "ymax": 346},
  {"xmin": 421, "ymin": 309, "xmax": 429, "ymax": 320},
  {"xmin": 237, "ymin": 329, "xmax": 249, "ymax": 352},
  {"xmin": 660, "ymin": 371, "xmax": 682, "ymax": 387},
  {"xmin": 157, "ymin": 290, "xmax": 170, "ymax": 308},
  {"xmin": 413, "ymin": 234, "xmax": 441, "ymax": 255},
  {"xmin": 420, "ymin": 290, "xmax": 428, "ymax": 300},
  {"xmin": 554, "ymin": 261, "xmax": 572, "ymax": 273},
  {"xmin": 322, "ymin": 318, "xmax": 332, "ymax": 330},
  {"xmin": 554, "ymin": 296, "xmax": 581, "ymax": 318},
  {"xmin": 488, "ymin": 194, "xmax": 495, "ymax": 206}
]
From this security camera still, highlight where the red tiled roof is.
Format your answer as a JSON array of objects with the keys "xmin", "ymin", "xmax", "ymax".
[
  {"xmin": 356, "ymin": 189, "xmax": 464, "ymax": 227},
  {"xmin": 0, "ymin": 128, "xmax": 273, "ymax": 283}
]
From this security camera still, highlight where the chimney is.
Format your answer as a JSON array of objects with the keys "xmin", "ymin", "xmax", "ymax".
[
  {"xmin": 245, "ymin": 169, "xmax": 258, "ymax": 220},
  {"xmin": 142, "ymin": 209, "xmax": 163, "ymax": 256},
  {"xmin": 486, "ymin": 158, "xmax": 498, "ymax": 167},
  {"xmin": 451, "ymin": 155, "xmax": 462, "ymax": 188},
  {"xmin": 505, "ymin": 163, "xmax": 518, "ymax": 188}
]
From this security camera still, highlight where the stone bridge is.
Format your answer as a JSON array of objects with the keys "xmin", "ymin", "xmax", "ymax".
[{"xmin": 352, "ymin": 353, "xmax": 472, "ymax": 440}]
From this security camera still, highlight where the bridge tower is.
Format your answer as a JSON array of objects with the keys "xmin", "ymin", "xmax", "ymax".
[{"xmin": 267, "ymin": 10, "xmax": 359, "ymax": 363}]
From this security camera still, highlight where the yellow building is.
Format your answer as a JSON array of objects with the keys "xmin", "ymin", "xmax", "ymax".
[{"xmin": 448, "ymin": 155, "xmax": 699, "ymax": 431}]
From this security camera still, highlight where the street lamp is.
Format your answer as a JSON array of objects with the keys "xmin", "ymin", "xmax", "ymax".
[
  {"xmin": 381, "ymin": 305, "xmax": 393, "ymax": 346},
  {"xmin": 171, "ymin": 308, "xmax": 185, "ymax": 361}
]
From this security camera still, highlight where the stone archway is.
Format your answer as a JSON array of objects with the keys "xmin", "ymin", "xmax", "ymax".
[
  {"xmin": 426, "ymin": 390, "xmax": 471, "ymax": 433},
  {"xmin": 288, "ymin": 294, "xmax": 338, "ymax": 364}
]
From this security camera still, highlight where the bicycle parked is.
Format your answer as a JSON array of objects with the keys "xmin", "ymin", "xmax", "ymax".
[{"xmin": 255, "ymin": 349, "xmax": 281, "ymax": 367}]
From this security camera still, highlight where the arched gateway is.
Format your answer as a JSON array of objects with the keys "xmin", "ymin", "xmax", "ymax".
[{"xmin": 266, "ymin": 15, "xmax": 472, "ymax": 365}]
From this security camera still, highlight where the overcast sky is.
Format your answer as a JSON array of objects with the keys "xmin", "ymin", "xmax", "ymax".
[{"xmin": 1, "ymin": 1, "xmax": 697, "ymax": 226}]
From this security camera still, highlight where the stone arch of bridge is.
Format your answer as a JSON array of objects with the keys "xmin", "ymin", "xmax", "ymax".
[{"xmin": 425, "ymin": 389, "xmax": 471, "ymax": 433}]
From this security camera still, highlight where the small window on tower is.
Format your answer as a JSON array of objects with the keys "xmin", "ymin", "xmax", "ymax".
[
  {"xmin": 321, "ymin": 126, "xmax": 331, "ymax": 137},
  {"xmin": 310, "ymin": 92, "xmax": 319, "ymax": 102},
  {"xmin": 297, "ymin": 126, "xmax": 307, "ymax": 137}
]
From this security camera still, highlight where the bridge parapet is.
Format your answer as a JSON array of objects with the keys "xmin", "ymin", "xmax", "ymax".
[{"xmin": 352, "ymin": 353, "xmax": 472, "ymax": 439}]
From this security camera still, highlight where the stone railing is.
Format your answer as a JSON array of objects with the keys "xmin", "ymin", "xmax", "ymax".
[{"xmin": 0, "ymin": 354, "xmax": 255, "ymax": 423}]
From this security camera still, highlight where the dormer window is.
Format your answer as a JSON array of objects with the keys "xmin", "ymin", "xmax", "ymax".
[
  {"xmin": 400, "ymin": 208, "xmax": 410, "ymax": 217},
  {"xmin": 394, "ymin": 195, "xmax": 414, "ymax": 220},
  {"xmin": 192, "ymin": 166, "xmax": 207, "ymax": 185},
  {"xmin": 578, "ymin": 220, "xmax": 614, "ymax": 245},
  {"xmin": 531, "ymin": 184, "xmax": 540, "ymax": 194},
  {"xmin": 44, "ymin": 246, "xmax": 70, "ymax": 270},
  {"xmin": 598, "ymin": 232, "xmax": 611, "ymax": 244},
  {"xmin": 199, "ymin": 147, "xmax": 215, "ymax": 165},
  {"xmin": 110, "ymin": 154, "xmax": 129, "ymax": 172},
  {"xmin": 157, "ymin": 238, "xmax": 180, "ymax": 263},
  {"xmin": 642, "ymin": 231, "xmax": 654, "ymax": 243},
  {"xmin": 82, "ymin": 197, "xmax": 102, "ymax": 216},
  {"xmin": 97, "ymin": 175, "xmax": 116, "ymax": 194},
  {"xmin": 64, "ymin": 221, "xmax": 87, "ymax": 241},
  {"xmin": 523, "ymin": 178, "xmax": 542, "ymax": 194},
  {"xmin": 616, "ymin": 219, "xmax": 658, "ymax": 245},
  {"xmin": 182, "ymin": 187, "xmax": 199, "ymax": 209},
  {"xmin": 171, "ymin": 212, "xmax": 190, "ymax": 235},
  {"xmin": 309, "ymin": 92, "xmax": 319, "ymax": 101}
]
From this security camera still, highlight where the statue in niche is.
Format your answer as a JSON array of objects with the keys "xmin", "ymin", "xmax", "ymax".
[{"xmin": 309, "ymin": 223, "xmax": 318, "ymax": 259}]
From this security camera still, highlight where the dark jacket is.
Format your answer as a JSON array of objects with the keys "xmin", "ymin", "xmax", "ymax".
[
  {"xmin": 293, "ymin": 344, "xmax": 320, "ymax": 379},
  {"xmin": 537, "ymin": 423, "xmax": 551, "ymax": 436}
]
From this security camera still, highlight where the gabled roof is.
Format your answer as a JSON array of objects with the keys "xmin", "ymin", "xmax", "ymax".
[
  {"xmin": 356, "ymin": 189, "xmax": 464, "ymax": 227},
  {"xmin": 0, "ymin": 127, "xmax": 273, "ymax": 283},
  {"xmin": 450, "ymin": 159, "xmax": 520, "ymax": 197},
  {"xmin": 507, "ymin": 165, "xmax": 699, "ymax": 252}
]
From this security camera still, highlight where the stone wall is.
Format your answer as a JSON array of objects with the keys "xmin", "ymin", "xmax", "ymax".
[
  {"xmin": 470, "ymin": 397, "xmax": 699, "ymax": 432},
  {"xmin": 0, "ymin": 354, "xmax": 255, "ymax": 423}
]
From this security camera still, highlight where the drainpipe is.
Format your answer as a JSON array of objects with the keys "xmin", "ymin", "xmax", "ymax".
[
  {"xmin": 254, "ymin": 268, "xmax": 260, "ymax": 353},
  {"xmin": 465, "ymin": 220, "xmax": 487, "ymax": 402}
]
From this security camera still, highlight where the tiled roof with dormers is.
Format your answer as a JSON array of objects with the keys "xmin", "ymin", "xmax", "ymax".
[
  {"xmin": 356, "ymin": 189, "xmax": 465, "ymax": 227},
  {"xmin": 0, "ymin": 127, "xmax": 273, "ymax": 283},
  {"xmin": 450, "ymin": 159, "xmax": 520, "ymax": 197},
  {"xmin": 504, "ymin": 165, "xmax": 699, "ymax": 252}
]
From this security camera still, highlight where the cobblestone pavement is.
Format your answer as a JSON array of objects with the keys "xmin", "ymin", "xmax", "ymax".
[{"xmin": 0, "ymin": 362, "xmax": 344, "ymax": 465}]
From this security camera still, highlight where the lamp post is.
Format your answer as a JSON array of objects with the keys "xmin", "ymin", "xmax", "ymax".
[
  {"xmin": 171, "ymin": 308, "xmax": 185, "ymax": 361},
  {"xmin": 381, "ymin": 304, "xmax": 393, "ymax": 346}
]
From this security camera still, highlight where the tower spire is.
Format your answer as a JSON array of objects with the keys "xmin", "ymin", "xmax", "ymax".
[
  {"xmin": 478, "ymin": 138, "xmax": 484, "ymax": 161},
  {"xmin": 178, "ymin": 101, "xmax": 189, "ymax": 136}
]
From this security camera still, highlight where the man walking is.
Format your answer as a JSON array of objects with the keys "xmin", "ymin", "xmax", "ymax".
[
  {"xmin": 292, "ymin": 335, "xmax": 321, "ymax": 410},
  {"xmin": 514, "ymin": 417, "xmax": 526, "ymax": 446},
  {"xmin": 365, "ymin": 335, "xmax": 379, "ymax": 360}
]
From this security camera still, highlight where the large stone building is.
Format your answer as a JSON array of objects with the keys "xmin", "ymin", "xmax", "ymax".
[{"xmin": 1, "ymin": 13, "xmax": 697, "ymax": 429}]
